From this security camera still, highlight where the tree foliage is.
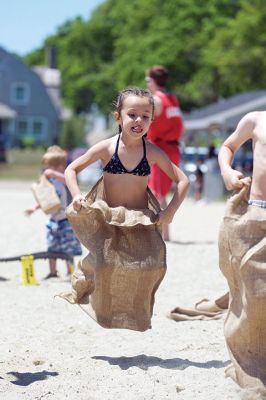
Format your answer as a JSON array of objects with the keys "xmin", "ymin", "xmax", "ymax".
[
  {"xmin": 24, "ymin": 0, "xmax": 266, "ymax": 113},
  {"xmin": 59, "ymin": 115, "xmax": 86, "ymax": 150}
]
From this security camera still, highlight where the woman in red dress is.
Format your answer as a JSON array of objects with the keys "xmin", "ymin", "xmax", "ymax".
[{"xmin": 146, "ymin": 65, "xmax": 184, "ymax": 240}]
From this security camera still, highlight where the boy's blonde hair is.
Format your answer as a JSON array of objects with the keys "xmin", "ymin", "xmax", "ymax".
[{"xmin": 42, "ymin": 145, "xmax": 67, "ymax": 169}]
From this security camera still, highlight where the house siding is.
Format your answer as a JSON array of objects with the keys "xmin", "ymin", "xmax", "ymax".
[{"xmin": 0, "ymin": 46, "xmax": 60, "ymax": 146}]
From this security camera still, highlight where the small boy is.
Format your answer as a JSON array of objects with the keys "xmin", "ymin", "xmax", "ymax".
[
  {"xmin": 25, "ymin": 146, "xmax": 82, "ymax": 279},
  {"xmin": 218, "ymin": 111, "xmax": 266, "ymax": 390}
]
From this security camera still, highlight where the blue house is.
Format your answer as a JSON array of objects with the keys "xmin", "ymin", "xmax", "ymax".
[{"xmin": 0, "ymin": 46, "xmax": 62, "ymax": 148}]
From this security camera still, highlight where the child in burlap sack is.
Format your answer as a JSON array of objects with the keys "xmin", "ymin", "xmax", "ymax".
[
  {"xmin": 61, "ymin": 87, "xmax": 189, "ymax": 331},
  {"xmin": 218, "ymin": 111, "xmax": 266, "ymax": 390},
  {"xmin": 25, "ymin": 146, "xmax": 82, "ymax": 279}
]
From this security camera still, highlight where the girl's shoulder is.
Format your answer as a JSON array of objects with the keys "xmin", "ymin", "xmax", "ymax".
[
  {"xmin": 89, "ymin": 135, "xmax": 118, "ymax": 163},
  {"xmin": 91, "ymin": 135, "xmax": 117, "ymax": 152},
  {"xmin": 145, "ymin": 139, "xmax": 162, "ymax": 153},
  {"xmin": 145, "ymin": 139, "xmax": 166, "ymax": 161}
]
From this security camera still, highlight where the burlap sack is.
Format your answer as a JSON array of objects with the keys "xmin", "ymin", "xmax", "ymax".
[
  {"xmin": 31, "ymin": 174, "xmax": 61, "ymax": 214},
  {"xmin": 219, "ymin": 177, "xmax": 266, "ymax": 389},
  {"xmin": 60, "ymin": 177, "xmax": 166, "ymax": 331},
  {"xmin": 168, "ymin": 293, "xmax": 228, "ymax": 322}
]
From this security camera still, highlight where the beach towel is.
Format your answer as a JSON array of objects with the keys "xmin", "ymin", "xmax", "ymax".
[
  {"xmin": 219, "ymin": 177, "xmax": 266, "ymax": 389},
  {"xmin": 60, "ymin": 177, "xmax": 166, "ymax": 331}
]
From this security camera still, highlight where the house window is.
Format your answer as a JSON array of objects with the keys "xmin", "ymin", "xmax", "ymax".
[
  {"xmin": 33, "ymin": 121, "xmax": 43, "ymax": 136},
  {"xmin": 10, "ymin": 82, "xmax": 30, "ymax": 105},
  {"xmin": 15, "ymin": 116, "xmax": 47, "ymax": 146},
  {"xmin": 16, "ymin": 87, "xmax": 25, "ymax": 100},
  {"xmin": 16, "ymin": 119, "xmax": 28, "ymax": 135},
  {"xmin": 32, "ymin": 117, "xmax": 47, "ymax": 137}
]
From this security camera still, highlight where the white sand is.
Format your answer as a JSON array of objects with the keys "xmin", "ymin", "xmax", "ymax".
[{"xmin": 0, "ymin": 181, "xmax": 243, "ymax": 400}]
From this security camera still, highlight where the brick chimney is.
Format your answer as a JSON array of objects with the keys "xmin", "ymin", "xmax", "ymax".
[{"xmin": 46, "ymin": 45, "xmax": 57, "ymax": 69}]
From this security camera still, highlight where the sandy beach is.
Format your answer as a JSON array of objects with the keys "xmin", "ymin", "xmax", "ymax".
[{"xmin": 0, "ymin": 180, "xmax": 243, "ymax": 400}]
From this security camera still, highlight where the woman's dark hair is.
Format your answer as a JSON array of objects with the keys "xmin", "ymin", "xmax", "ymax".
[
  {"xmin": 114, "ymin": 87, "xmax": 155, "ymax": 133},
  {"xmin": 146, "ymin": 65, "xmax": 169, "ymax": 87}
]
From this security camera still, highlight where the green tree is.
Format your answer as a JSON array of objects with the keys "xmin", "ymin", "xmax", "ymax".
[
  {"xmin": 203, "ymin": 0, "xmax": 266, "ymax": 96},
  {"xmin": 26, "ymin": 0, "xmax": 266, "ymax": 114},
  {"xmin": 59, "ymin": 115, "xmax": 86, "ymax": 150}
]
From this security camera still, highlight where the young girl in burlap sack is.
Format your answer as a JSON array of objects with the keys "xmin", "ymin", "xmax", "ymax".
[
  {"xmin": 25, "ymin": 146, "xmax": 82, "ymax": 279},
  {"xmin": 218, "ymin": 111, "xmax": 266, "ymax": 391},
  {"xmin": 60, "ymin": 87, "xmax": 189, "ymax": 331}
]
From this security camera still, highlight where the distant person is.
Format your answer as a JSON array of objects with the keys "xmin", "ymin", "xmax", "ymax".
[
  {"xmin": 194, "ymin": 160, "xmax": 204, "ymax": 201},
  {"xmin": 146, "ymin": 65, "xmax": 184, "ymax": 240},
  {"xmin": 25, "ymin": 146, "xmax": 82, "ymax": 279},
  {"xmin": 206, "ymin": 145, "xmax": 218, "ymax": 170},
  {"xmin": 201, "ymin": 144, "xmax": 223, "ymax": 203},
  {"xmin": 218, "ymin": 111, "xmax": 266, "ymax": 389}
]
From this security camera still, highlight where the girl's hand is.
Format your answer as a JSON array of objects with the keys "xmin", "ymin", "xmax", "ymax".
[
  {"xmin": 157, "ymin": 207, "xmax": 176, "ymax": 225},
  {"xmin": 72, "ymin": 194, "xmax": 86, "ymax": 211}
]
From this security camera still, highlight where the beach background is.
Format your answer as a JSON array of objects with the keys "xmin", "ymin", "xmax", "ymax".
[{"xmin": 0, "ymin": 180, "xmax": 244, "ymax": 400}]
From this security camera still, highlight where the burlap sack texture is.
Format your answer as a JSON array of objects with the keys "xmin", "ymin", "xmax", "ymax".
[
  {"xmin": 60, "ymin": 177, "xmax": 166, "ymax": 331},
  {"xmin": 219, "ymin": 177, "xmax": 266, "ymax": 389},
  {"xmin": 168, "ymin": 292, "xmax": 228, "ymax": 322}
]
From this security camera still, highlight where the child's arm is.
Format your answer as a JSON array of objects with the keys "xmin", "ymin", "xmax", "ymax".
[
  {"xmin": 44, "ymin": 169, "xmax": 65, "ymax": 182},
  {"xmin": 218, "ymin": 113, "xmax": 254, "ymax": 190},
  {"xmin": 65, "ymin": 140, "xmax": 108, "ymax": 210},
  {"xmin": 149, "ymin": 145, "xmax": 189, "ymax": 225},
  {"xmin": 24, "ymin": 203, "xmax": 40, "ymax": 216}
]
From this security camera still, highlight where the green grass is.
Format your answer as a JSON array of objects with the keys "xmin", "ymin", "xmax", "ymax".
[{"xmin": 0, "ymin": 149, "xmax": 43, "ymax": 181}]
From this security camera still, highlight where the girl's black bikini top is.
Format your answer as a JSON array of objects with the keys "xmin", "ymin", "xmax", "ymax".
[{"xmin": 103, "ymin": 135, "xmax": 151, "ymax": 176}]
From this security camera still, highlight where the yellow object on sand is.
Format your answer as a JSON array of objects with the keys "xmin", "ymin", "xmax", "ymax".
[{"xmin": 21, "ymin": 255, "xmax": 38, "ymax": 286}]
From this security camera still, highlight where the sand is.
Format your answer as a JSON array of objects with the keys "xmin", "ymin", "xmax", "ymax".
[{"xmin": 0, "ymin": 181, "xmax": 244, "ymax": 400}]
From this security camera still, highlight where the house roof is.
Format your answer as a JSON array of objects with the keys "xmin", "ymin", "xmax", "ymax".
[
  {"xmin": 33, "ymin": 66, "xmax": 61, "ymax": 112},
  {"xmin": 0, "ymin": 103, "xmax": 17, "ymax": 119},
  {"xmin": 184, "ymin": 90, "xmax": 266, "ymax": 130}
]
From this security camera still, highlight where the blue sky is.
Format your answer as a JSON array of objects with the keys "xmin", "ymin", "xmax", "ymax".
[{"xmin": 0, "ymin": 0, "xmax": 103, "ymax": 55}]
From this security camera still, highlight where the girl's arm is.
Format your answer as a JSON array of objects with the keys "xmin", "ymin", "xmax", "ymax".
[
  {"xmin": 65, "ymin": 140, "xmax": 108, "ymax": 210},
  {"xmin": 218, "ymin": 112, "xmax": 254, "ymax": 190},
  {"xmin": 148, "ymin": 144, "xmax": 189, "ymax": 225}
]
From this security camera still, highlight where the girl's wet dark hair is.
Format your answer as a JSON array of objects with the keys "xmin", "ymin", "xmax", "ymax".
[{"xmin": 114, "ymin": 87, "xmax": 155, "ymax": 133}]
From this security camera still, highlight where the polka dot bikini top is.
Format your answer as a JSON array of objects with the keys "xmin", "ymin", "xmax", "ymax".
[{"xmin": 103, "ymin": 135, "xmax": 151, "ymax": 176}]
